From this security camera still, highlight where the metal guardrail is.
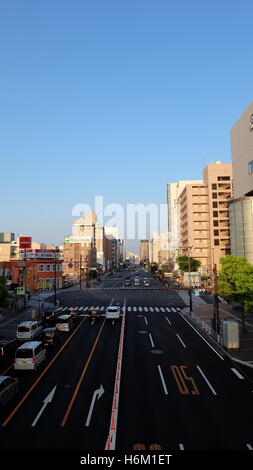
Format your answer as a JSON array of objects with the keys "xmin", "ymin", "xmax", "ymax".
[{"xmin": 186, "ymin": 310, "xmax": 223, "ymax": 346}]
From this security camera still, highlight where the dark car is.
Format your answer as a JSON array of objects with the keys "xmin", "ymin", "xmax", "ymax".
[
  {"xmin": 0, "ymin": 376, "xmax": 19, "ymax": 406},
  {"xmin": 124, "ymin": 280, "xmax": 131, "ymax": 286},
  {"xmin": 41, "ymin": 327, "xmax": 61, "ymax": 347},
  {"xmin": 0, "ymin": 339, "xmax": 18, "ymax": 365},
  {"xmin": 42, "ymin": 309, "xmax": 59, "ymax": 326}
]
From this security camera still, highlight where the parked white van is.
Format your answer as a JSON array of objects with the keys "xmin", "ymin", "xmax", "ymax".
[
  {"xmin": 14, "ymin": 341, "xmax": 46, "ymax": 371},
  {"xmin": 16, "ymin": 321, "xmax": 43, "ymax": 342}
]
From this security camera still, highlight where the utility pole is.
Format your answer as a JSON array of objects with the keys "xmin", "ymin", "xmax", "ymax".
[
  {"xmin": 212, "ymin": 264, "xmax": 219, "ymax": 333},
  {"xmin": 188, "ymin": 247, "xmax": 193, "ymax": 314},
  {"xmin": 80, "ymin": 254, "xmax": 82, "ymax": 290},
  {"xmin": 23, "ymin": 248, "xmax": 27, "ymax": 308},
  {"xmin": 54, "ymin": 250, "xmax": 57, "ymax": 307}
]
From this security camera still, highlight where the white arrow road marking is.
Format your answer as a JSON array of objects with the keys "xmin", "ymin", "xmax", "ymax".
[
  {"xmin": 31, "ymin": 386, "xmax": 57, "ymax": 427},
  {"xmin": 85, "ymin": 385, "xmax": 105, "ymax": 427}
]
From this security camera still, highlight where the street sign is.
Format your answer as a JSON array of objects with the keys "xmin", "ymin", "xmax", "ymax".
[
  {"xmin": 19, "ymin": 237, "xmax": 32, "ymax": 249},
  {"xmin": 74, "ymin": 263, "xmax": 79, "ymax": 268},
  {"xmin": 68, "ymin": 263, "xmax": 73, "ymax": 268},
  {"xmin": 17, "ymin": 287, "xmax": 25, "ymax": 296}
]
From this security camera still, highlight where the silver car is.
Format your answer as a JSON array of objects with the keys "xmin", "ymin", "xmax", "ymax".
[{"xmin": 0, "ymin": 376, "xmax": 19, "ymax": 406}]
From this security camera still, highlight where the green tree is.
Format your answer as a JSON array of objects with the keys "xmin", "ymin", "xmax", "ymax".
[
  {"xmin": 217, "ymin": 255, "xmax": 253, "ymax": 312},
  {"xmin": 0, "ymin": 276, "xmax": 10, "ymax": 308},
  {"xmin": 147, "ymin": 262, "xmax": 158, "ymax": 273},
  {"xmin": 176, "ymin": 256, "xmax": 201, "ymax": 273}
]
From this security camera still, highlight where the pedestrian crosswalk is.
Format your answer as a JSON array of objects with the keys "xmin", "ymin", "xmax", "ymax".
[
  {"xmin": 88, "ymin": 286, "xmax": 167, "ymax": 290},
  {"xmin": 55, "ymin": 305, "xmax": 182, "ymax": 314}
]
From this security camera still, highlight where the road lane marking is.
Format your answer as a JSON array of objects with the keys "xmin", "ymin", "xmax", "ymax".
[
  {"xmin": 155, "ymin": 307, "xmax": 159, "ymax": 312},
  {"xmin": 105, "ymin": 308, "xmax": 126, "ymax": 450},
  {"xmin": 165, "ymin": 317, "xmax": 171, "ymax": 326},
  {"xmin": 61, "ymin": 319, "xmax": 106, "ymax": 426},
  {"xmin": 128, "ymin": 307, "xmax": 131, "ymax": 312},
  {"xmin": 179, "ymin": 443, "xmax": 184, "ymax": 450},
  {"xmin": 176, "ymin": 334, "xmax": 186, "ymax": 348},
  {"xmin": 2, "ymin": 316, "xmax": 87, "ymax": 427},
  {"xmin": 144, "ymin": 316, "xmax": 148, "ymax": 325},
  {"xmin": 171, "ymin": 365, "xmax": 199, "ymax": 395},
  {"xmin": 85, "ymin": 385, "xmax": 105, "ymax": 427},
  {"xmin": 178, "ymin": 311, "xmax": 224, "ymax": 361},
  {"xmin": 196, "ymin": 366, "xmax": 217, "ymax": 395},
  {"xmin": 246, "ymin": 444, "xmax": 253, "ymax": 450},
  {"xmin": 31, "ymin": 386, "xmax": 57, "ymax": 427},
  {"xmin": 157, "ymin": 365, "xmax": 168, "ymax": 395},
  {"xmin": 144, "ymin": 307, "xmax": 148, "ymax": 312},
  {"xmin": 165, "ymin": 307, "xmax": 171, "ymax": 313},
  {"xmin": 149, "ymin": 333, "xmax": 155, "ymax": 348},
  {"xmin": 231, "ymin": 368, "xmax": 245, "ymax": 380},
  {"xmin": 160, "ymin": 308, "xmax": 165, "ymax": 312}
]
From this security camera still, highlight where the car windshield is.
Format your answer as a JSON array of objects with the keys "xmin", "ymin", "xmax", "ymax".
[{"xmin": 107, "ymin": 307, "xmax": 118, "ymax": 312}]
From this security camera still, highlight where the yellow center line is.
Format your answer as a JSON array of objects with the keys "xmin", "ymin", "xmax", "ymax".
[
  {"xmin": 61, "ymin": 318, "xmax": 106, "ymax": 426},
  {"xmin": 1, "ymin": 317, "xmax": 87, "ymax": 427}
]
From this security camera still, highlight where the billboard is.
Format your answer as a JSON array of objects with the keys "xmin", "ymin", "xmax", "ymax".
[{"xmin": 19, "ymin": 237, "xmax": 32, "ymax": 249}]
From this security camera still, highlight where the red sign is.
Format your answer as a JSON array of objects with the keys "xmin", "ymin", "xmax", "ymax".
[{"xmin": 19, "ymin": 237, "xmax": 32, "ymax": 249}]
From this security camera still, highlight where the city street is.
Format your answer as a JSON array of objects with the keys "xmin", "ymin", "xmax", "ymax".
[{"xmin": 0, "ymin": 270, "xmax": 253, "ymax": 452}]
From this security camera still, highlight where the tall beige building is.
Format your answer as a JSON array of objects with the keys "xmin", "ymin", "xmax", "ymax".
[
  {"xmin": 140, "ymin": 240, "xmax": 149, "ymax": 263},
  {"xmin": 229, "ymin": 101, "xmax": 253, "ymax": 263},
  {"xmin": 178, "ymin": 162, "xmax": 233, "ymax": 274},
  {"xmin": 167, "ymin": 180, "xmax": 203, "ymax": 261}
]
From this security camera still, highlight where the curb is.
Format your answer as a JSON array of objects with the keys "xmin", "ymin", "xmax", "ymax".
[
  {"xmin": 180, "ymin": 307, "xmax": 253, "ymax": 367},
  {"xmin": 230, "ymin": 357, "xmax": 253, "ymax": 369}
]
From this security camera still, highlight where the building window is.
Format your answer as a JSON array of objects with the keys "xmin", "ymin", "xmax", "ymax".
[
  {"xmin": 214, "ymin": 239, "xmax": 219, "ymax": 245},
  {"xmin": 213, "ymin": 202, "xmax": 218, "ymax": 208},
  {"xmin": 46, "ymin": 265, "xmax": 51, "ymax": 272},
  {"xmin": 38, "ymin": 264, "xmax": 44, "ymax": 272},
  {"xmin": 213, "ymin": 211, "xmax": 218, "ymax": 217},
  {"xmin": 212, "ymin": 184, "xmax": 217, "ymax": 189},
  {"xmin": 248, "ymin": 160, "xmax": 253, "ymax": 175},
  {"xmin": 213, "ymin": 220, "xmax": 219, "ymax": 227},
  {"xmin": 214, "ymin": 230, "xmax": 219, "ymax": 236},
  {"xmin": 212, "ymin": 193, "xmax": 217, "ymax": 199}
]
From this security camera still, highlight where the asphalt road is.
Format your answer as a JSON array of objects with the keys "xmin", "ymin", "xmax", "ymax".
[{"xmin": 0, "ymin": 269, "xmax": 253, "ymax": 453}]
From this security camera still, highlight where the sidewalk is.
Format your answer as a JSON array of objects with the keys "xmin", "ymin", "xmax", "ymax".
[{"xmin": 183, "ymin": 301, "xmax": 253, "ymax": 368}]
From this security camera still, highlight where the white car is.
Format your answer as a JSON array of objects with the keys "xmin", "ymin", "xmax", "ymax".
[{"xmin": 105, "ymin": 306, "xmax": 121, "ymax": 320}]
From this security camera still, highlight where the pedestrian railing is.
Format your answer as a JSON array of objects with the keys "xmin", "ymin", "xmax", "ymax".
[{"xmin": 186, "ymin": 310, "xmax": 223, "ymax": 346}]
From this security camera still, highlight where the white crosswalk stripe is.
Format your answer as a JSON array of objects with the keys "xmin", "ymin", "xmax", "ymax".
[{"xmin": 53, "ymin": 305, "xmax": 182, "ymax": 314}]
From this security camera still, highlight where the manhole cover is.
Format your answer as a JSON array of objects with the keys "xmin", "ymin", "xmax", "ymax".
[
  {"xmin": 137, "ymin": 314, "xmax": 143, "ymax": 318},
  {"xmin": 138, "ymin": 330, "xmax": 148, "ymax": 334},
  {"xmin": 151, "ymin": 350, "xmax": 163, "ymax": 354}
]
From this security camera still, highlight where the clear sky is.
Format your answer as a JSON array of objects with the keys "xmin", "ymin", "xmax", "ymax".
[{"xmin": 1, "ymin": 0, "xmax": 253, "ymax": 252}]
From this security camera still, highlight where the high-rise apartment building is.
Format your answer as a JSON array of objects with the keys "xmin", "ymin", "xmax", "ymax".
[
  {"xmin": 178, "ymin": 162, "xmax": 233, "ymax": 274},
  {"xmin": 140, "ymin": 240, "xmax": 149, "ymax": 263},
  {"xmin": 230, "ymin": 102, "xmax": 253, "ymax": 264},
  {"xmin": 167, "ymin": 180, "xmax": 203, "ymax": 258}
]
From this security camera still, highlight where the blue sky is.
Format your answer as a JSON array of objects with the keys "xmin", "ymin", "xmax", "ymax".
[{"xmin": 1, "ymin": 0, "xmax": 253, "ymax": 252}]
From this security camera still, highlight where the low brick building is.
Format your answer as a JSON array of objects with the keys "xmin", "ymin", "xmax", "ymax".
[{"xmin": 0, "ymin": 249, "xmax": 63, "ymax": 291}]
